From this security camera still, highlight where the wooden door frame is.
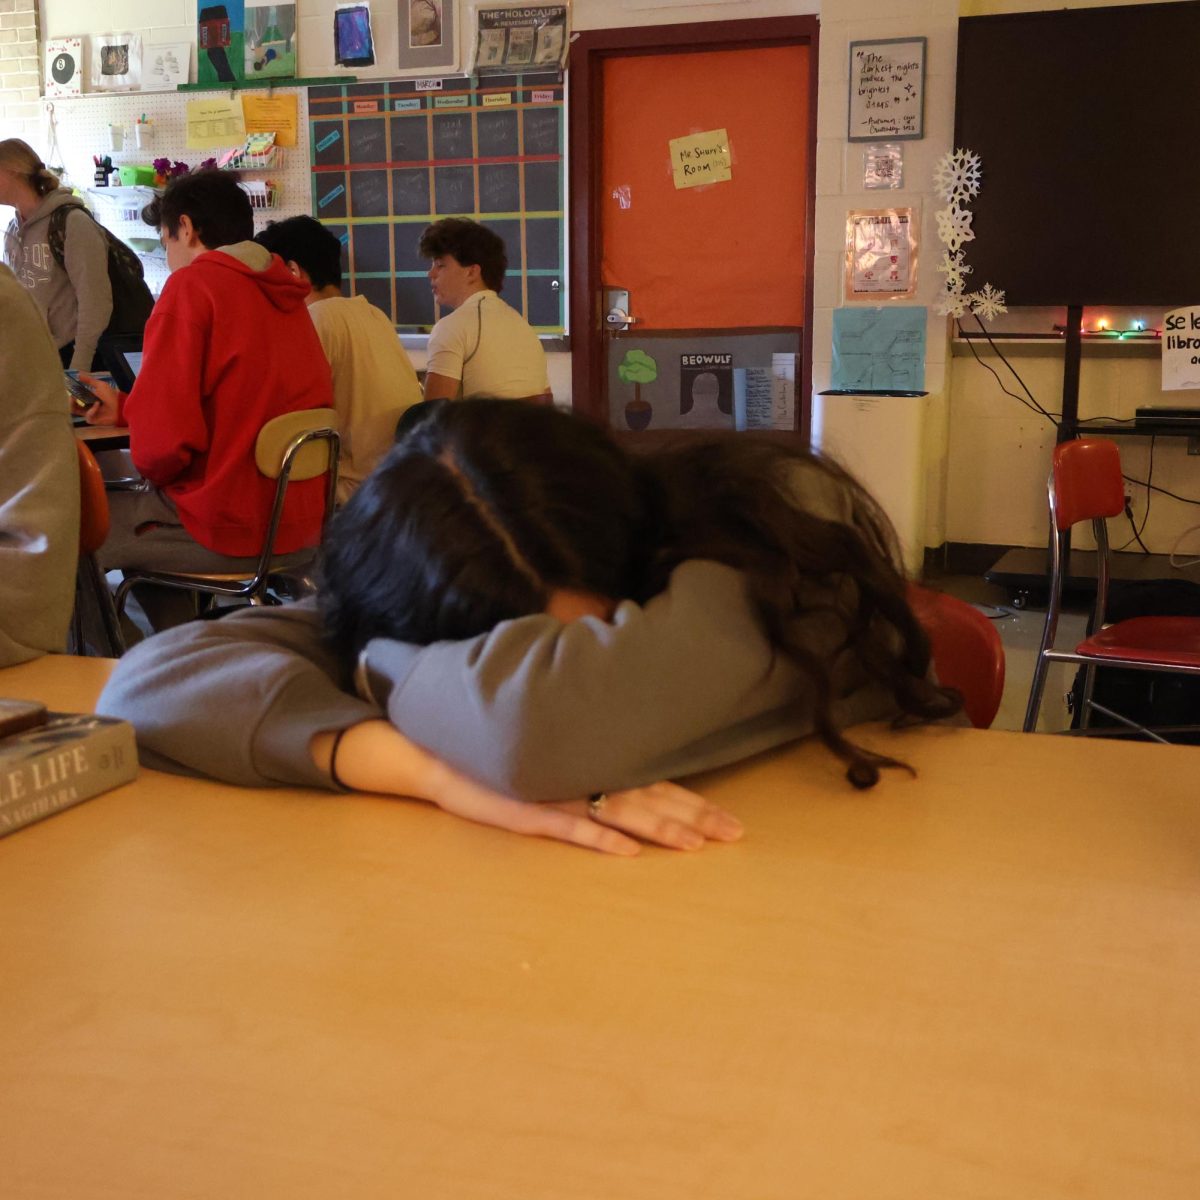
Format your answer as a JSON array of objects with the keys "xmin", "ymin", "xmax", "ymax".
[{"xmin": 567, "ymin": 16, "xmax": 820, "ymax": 434}]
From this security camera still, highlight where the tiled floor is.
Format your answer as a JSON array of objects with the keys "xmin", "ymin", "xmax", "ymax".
[{"xmin": 931, "ymin": 571, "xmax": 1087, "ymax": 734}]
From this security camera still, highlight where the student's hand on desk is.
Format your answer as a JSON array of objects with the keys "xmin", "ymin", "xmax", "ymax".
[
  {"xmin": 312, "ymin": 720, "xmax": 743, "ymax": 855},
  {"xmin": 432, "ymin": 780, "xmax": 743, "ymax": 856},
  {"xmin": 80, "ymin": 373, "xmax": 120, "ymax": 426}
]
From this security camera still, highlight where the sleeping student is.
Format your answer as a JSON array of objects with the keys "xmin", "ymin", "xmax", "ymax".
[{"xmin": 98, "ymin": 400, "xmax": 960, "ymax": 854}]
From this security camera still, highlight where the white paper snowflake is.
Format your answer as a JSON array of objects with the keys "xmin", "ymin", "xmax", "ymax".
[
  {"xmin": 936, "ymin": 290, "xmax": 970, "ymax": 319},
  {"xmin": 935, "ymin": 250, "xmax": 972, "ymax": 291},
  {"xmin": 933, "ymin": 148, "xmax": 982, "ymax": 203},
  {"xmin": 967, "ymin": 283, "xmax": 1008, "ymax": 321},
  {"xmin": 935, "ymin": 205, "xmax": 975, "ymax": 252}
]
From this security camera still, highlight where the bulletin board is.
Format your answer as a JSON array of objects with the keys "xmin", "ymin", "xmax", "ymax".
[{"xmin": 307, "ymin": 72, "xmax": 565, "ymax": 332}]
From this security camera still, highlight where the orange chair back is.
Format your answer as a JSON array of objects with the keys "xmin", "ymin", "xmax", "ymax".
[
  {"xmin": 76, "ymin": 440, "xmax": 110, "ymax": 556},
  {"xmin": 1052, "ymin": 438, "xmax": 1125, "ymax": 530},
  {"xmin": 908, "ymin": 585, "xmax": 1006, "ymax": 729}
]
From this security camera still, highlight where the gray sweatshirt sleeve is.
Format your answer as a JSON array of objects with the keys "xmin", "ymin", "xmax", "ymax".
[
  {"xmin": 359, "ymin": 560, "xmax": 815, "ymax": 801},
  {"xmin": 96, "ymin": 600, "xmax": 378, "ymax": 787},
  {"xmin": 0, "ymin": 266, "xmax": 80, "ymax": 667},
  {"xmin": 62, "ymin": 209, "xmax": 113, "ymax": 372},
  {"xmin": 97, "ymin": 561, "xmax": 820, "ymax": 797}
]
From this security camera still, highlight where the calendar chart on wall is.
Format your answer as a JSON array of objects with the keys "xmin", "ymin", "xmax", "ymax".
[{"xmin": 307, "ymin": 73, "xmax": 565, "ymax": 333}]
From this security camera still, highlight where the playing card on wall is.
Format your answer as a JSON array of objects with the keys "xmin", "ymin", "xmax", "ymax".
[
  {"xmin": 91, "ymin": 32, "xmax": 143, "ymax": 91},
  {"xmin": 45, "ymin": 37, "xmax": 83, "ymax": 97}
]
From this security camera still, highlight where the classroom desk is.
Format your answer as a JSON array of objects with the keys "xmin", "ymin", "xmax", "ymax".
[
  {"xmin": 2, "ymin": 655, "xmax": 1199, "ymax": 1199},
  {"xmin": 74, "ymin": 420, "xmax": 131, "ymax": 452}
]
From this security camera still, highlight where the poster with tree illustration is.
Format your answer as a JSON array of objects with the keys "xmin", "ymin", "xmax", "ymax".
[
  {"xmin": 245, "ymin": 3, "xmax": 297, "ymax": 78},
  {"xmin": 618, "ymin": 349, "xmax": 656, "ymax": 430}
]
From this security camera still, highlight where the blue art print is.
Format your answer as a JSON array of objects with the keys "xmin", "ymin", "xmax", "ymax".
[{"xmin": 334, "ymin": 3, "xmax": 375, "ymax": 67}]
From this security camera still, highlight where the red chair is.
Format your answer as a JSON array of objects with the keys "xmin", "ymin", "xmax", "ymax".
[
  {"xmin": 1023, "ymin": 438, "xmax": 1200, "ymax": 738},
  {"xmin": 72, "ymin": 440, "xmax": 126, "ymax": 657},
  {"xmin": 908, "ymin": 585, "xmax": 1006, "ymax": 729}
]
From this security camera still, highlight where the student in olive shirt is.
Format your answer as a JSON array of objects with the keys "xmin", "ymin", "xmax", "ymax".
[{"xmin": 0, "ymin": 262, "xmax": 79, "ymax": 666}]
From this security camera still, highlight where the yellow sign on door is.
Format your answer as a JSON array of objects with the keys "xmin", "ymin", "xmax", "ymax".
[{"xmin": 669, "ymin": 128, "xmax": 732, "ymax": 190}]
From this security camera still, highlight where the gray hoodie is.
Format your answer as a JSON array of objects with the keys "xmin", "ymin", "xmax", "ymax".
[
  {"xmin": 0, "ymin": 263, "xmax": 80, "ymax": 666},
  {"xmin": 3, "ymin": 188, "xmax": 113, "ymax": 372}
]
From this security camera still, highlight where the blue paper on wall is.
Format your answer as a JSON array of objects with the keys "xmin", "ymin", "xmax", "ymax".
[{"xmin": 831, "ymin": 306, "xmax": 926, "ymax": 392}]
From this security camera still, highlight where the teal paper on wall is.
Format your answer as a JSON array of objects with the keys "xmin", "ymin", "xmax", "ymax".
[{"xmin": 831, "ymin": 306, "xmax": 926, "ymax": 393}]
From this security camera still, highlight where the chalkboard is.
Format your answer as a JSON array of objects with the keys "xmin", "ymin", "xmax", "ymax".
[
  {"xmin": 348, "ymin": 117, "xmax": 387, "ymax": 163},
  {"xmin": 390, "ymin": 116, "xmax": 428, "ymax": 164},
  {"xmin": 477, "ymin": 110, "xmax": 519, "ymax": 157},
  {"xmin": 433, "ymin": 113, "xmax": 473, "ymax": 160},
  {"xmin": 308, "ymin": 73, "xmax": 565, "ymax": 331},
  {"xmin": 391, "ymin": 168, "xmax": 431, "ymax": 217},
  {"xmin": 350, "ymin": 170, "xmax": 389, "ymax": 218},
  {"xmin": 479, "ymin": 163, "xmax": 519, "ymax": 213},
  {"xmin": 352, "ymin": 222, "xmax": 391, "ymax": 274},
  {"xmin": 522, "ymin": 107, "xmax": 559, "ymax": 156}
]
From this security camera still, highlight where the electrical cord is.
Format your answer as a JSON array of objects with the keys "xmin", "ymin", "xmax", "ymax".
[
  {"xmin": 956, "ymin": 319, "xmax": 1058, "ymax": 424},
  {"xmin": 1117, "ymin": 436, "xmax": 1154, "ymax": 553},
  {"xmin": 958, "ymin": 317, "xmax": 1140, "ymax": 427},
  {"xmin": 966, "ymin": 314, "xmax": 1060, "ymax": 421}
]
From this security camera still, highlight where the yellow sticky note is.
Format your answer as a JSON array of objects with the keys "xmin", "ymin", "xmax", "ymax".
[
  {"xmin": 669, "ymin": 128, "xmax": 732, "ymax": 190},
  {"xmin": 186, "ymin": 97, "xmax": 247, "ymax": 150},
  {"xmin": 242, "ymin": 93, "xmax": 299, "ymax": 148}
]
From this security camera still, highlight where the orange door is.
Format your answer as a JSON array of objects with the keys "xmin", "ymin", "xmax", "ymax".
[{"xmin": 589, "ymin": 39, "xmax": 811, "ymax": 432}]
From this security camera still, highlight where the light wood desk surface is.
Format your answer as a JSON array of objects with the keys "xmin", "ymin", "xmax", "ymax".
[{"xmin": 2, "ymin": 655, "xmax": 1199, "ymax": 1199}]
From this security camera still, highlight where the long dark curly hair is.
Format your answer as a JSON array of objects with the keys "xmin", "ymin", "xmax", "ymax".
[{"xmin": 319, "ymin": 400, "xmax": 960, "ymax": 787}]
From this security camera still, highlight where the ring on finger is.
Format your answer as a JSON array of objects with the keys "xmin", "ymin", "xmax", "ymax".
[{"xmin": 587, "ymin": 792, "xmax": 608, "ymax": 819}]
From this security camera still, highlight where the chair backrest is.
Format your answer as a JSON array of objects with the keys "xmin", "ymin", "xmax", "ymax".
[
  {"xmin": 246, "ymin": 410, "xmax": 340, "ymax": 588},
  {"xmin": 76, "ymin": 440, "xmax": 110, "ymax": 556},
  {"xmin": 907, "ymin": 585, "xmax": 1006, "ymax": 729},
  {"xmin": 1051, "ymin": 438, "xmax": 1125, "ymax": 530},
  {"xmin": 255, "ymin": 408, "xmax": 340, "ymax": 480}
]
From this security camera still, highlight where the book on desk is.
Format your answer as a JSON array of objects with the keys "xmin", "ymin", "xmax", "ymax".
[{"xmin": 0, "ymin": 708, "xmax": 138, "ymax": 838}]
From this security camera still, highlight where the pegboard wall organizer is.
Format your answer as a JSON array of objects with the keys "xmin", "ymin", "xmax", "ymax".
[
  {"xmin": 44, "ymin": 90, "xmax": 312, "ymax": 296},
  {"xmin": 230, "ymin": 146, "xmax": 282, "ymax": 171},
  {"xmin": 87, "ymin": 185, "xmax": 156, "ymax": 223},
  {"xmin": 239, "ymin": 180, "xmax": 281, "ymax": 209}
]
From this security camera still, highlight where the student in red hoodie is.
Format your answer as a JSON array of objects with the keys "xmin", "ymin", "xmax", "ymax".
[{"xmin": 84, "ymin": 170, "xmax": 333, "ymax": 628}]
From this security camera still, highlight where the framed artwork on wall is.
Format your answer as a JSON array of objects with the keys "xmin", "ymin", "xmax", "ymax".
[
  {"xmin": 398, "ymin": 0, "xmax": 457, "ymax": 73},
  {"xmin": 45, "ymin": 37, "xmax": 83, "ymax": 97},
  {"xmin": 848, "ymin": 37, "xmax": 925, "ymax": 143},
  {"xmin": 844, "ymin": 208, "xmax": 918, "ymax": 301},
  {"xmin": 90, "ymin": 33, "xmax": 143, "ymax": 92}
]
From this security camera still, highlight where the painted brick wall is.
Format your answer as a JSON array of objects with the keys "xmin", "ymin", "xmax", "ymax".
[{"xmin": 0, "ymin": 0, "xmax": 41, "ymax": 140}]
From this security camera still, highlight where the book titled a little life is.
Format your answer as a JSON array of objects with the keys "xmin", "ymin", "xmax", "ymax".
[{"xmin": 0, "ymin": 699, "xmax": 138, "ymax": 838}]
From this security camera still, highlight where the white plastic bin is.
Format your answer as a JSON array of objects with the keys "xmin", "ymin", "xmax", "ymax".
[{"xmin": 811, "ymin": 390, "xmax": 928, "ymax": 576}]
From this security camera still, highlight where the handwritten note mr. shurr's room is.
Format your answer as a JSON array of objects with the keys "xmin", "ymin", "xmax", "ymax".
[
  {"xmin": 848, "ymin": 37, "xmax": 926, "ymax": 142},
  {"xmin": 669, "ymin": 128, "xmax": 732, "ymax": 190}
]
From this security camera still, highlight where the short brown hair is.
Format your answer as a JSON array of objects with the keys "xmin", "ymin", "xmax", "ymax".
[{"xmin": 418, "ymin": 218, "xmax": 507, "ymax": 291}]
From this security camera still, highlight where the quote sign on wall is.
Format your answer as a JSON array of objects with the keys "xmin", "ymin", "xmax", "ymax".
[{"xmin": 847, "ymin": 37, "xmax": 926, "ymax": 143}]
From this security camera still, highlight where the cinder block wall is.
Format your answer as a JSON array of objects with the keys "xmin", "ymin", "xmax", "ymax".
[{"xmin": 0, "ymin": 0, "xmax": 41, "ymax": 140}]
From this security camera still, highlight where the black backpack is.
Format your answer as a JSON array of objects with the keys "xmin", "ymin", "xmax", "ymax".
[{"xmin": 48, "ymin": 202, "xmax": 155, "ymax": 337}]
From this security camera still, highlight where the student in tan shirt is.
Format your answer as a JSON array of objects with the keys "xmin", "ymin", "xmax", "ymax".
[{"xmin": 256, "ymin": 216, "xmax": 422, "ymax": 501}]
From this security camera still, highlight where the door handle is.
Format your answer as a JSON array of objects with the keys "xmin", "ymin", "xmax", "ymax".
[{"xmin": 603, "ymin": 287, "xmax": 636, "ymax": 332}]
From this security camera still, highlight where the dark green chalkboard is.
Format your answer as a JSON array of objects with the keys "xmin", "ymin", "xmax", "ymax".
[{"xmin": 308, "ymin": 74, "xmax": 565, "ymax": 332}]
